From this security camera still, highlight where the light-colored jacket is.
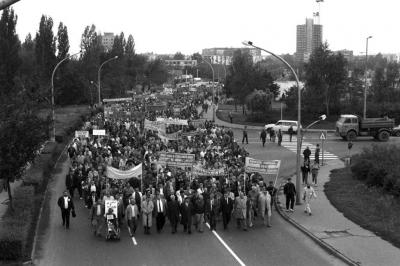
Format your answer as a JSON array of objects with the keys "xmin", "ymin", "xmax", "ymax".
[
  {"xmin": 303, "ymin": 186, "xmax": 317, "ymax": 204},
  {"xmin": 234, "ymin": 196, "xmax": 247, "ymax": 219},
  {"xmin": 141, "ymin": 200, "xmax": 154, "ymax": 227},
  {"xmin": 125, "ymin": 204, "xmax": 139, "ymax": 221},
  {"xmin": 258, "ymin": 192, "xmax": 271, "ymax": 218}
]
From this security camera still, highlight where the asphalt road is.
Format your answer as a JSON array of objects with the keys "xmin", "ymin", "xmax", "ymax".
[{"xmin": 35, "ymin": 128, "xmax": 396, "ymax": 266}]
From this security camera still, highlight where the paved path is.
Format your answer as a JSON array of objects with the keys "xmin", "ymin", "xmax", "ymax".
[{"xmin": 281, "ymin": 141, "xmax": 339, "ymax": 160}]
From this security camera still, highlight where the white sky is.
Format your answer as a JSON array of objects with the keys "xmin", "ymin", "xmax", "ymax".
[{"xmin": 10, "ymin": 0, "xmax": 400, "ymax": 56}]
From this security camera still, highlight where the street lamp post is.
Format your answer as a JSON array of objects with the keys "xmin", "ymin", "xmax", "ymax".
[
  {"xmin": 242, "ymin": 41, "xmax": 302, "ymax": 204},
  {"xmin": 363, "ymin": 36, "xmax": 372, "ymax": 119},
  {"xmin": 98, "ymin": 56, "xmax": 118, "ymax": 104},
  {"xmin": 50, "ymin": 51, "xmax": 82, "ymax": 142},
  {"xmin": 202, "ymin": 58, "xmax": 215, "ymax": 122}
]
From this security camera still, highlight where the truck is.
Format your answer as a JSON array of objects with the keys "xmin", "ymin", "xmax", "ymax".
[{"xmin": 335, "ymin": 114, "xmax": 395, "ymax": 141}]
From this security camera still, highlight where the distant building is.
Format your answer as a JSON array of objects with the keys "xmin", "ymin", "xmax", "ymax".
[
  {"xmin": 382, "ymin": 53, "xmax": 400, "ymax": 63},
  {"xmin": 334, "ymin": 49, "xmax": 354, "ymax": 61},
  {"xmin": 296, "ymin": 18, "xmax": 322, "ymax": 63},
  {"xmin": 165, "ymin": 60, "xmax": 197, "ymax": 68},
  {"xmin": 101, "ymin": 32, "xmax": 115, "ymax": 51},
  {"xmin": 202, "ymin": 47, "xmax": 262, "ymax": 65}
]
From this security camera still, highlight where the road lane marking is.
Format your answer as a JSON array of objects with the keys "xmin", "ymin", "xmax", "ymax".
[
  {"xmin": 281, "ymin": 141, "xmax": 339, "ymax": 160},
  {"xmin": 205, "ymin": 223, "xmax": 246, "ymax": 266},
  {"xmin": 131, "ymin": 237, "xmax": 137, "ymax": 246}
]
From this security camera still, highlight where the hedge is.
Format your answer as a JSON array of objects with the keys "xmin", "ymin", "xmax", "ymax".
[
  {"xmin": 0, "ymin": 186, "xmax": 34, "ymax": 260},
  {"xmin": 351, "ymin": 144, "xmax": 400, "ymax": 196}
]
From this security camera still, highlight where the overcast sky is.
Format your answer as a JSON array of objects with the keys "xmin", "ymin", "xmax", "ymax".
[{"xmin": 10, "ymin": 0, "xmax": 400, "ymax": 56}]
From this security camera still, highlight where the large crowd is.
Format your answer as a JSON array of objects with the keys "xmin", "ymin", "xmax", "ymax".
[{"xmin": 60, "ymin": 93, "xmax": 278, "ymax": 237}]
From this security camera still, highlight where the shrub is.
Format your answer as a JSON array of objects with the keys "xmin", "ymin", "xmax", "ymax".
[
  {"xmin": 0, "ymin": 186, "xmax": 34, "ymax": 260},
  {"xmin": 351, "ymin": 144, "xmax": 400, "ymax": 195}
]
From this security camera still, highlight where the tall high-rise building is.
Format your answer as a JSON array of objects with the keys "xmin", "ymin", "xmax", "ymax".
[
  {"xmin": 296, "ymin": 18, "xmax": 322, "ymax": 63},
  {"xmin": 101, "ymin": 32, "xmax": 115, "ymax": 51}
]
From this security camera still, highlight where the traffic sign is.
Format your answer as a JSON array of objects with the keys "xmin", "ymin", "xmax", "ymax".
[{"xmin": 319, "ymin": 131, "xmax": 326, "ymax": 140}]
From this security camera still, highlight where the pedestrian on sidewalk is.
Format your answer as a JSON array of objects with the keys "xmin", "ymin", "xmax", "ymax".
[
  {"xmin": 288, "ymin": 125, "xmax": 294, "ymax": 142},
  {"xmin": 57, "ymin": 190, "xmax": 75, "ymax": 229},
  {"xmin": 277, "ymin": 129, "xmax": 283, "ymax": 146},
  {"xmin": 242, "ymin": 126, "xmax": 248, "ymax": 145},
  {"xmin": 301, "ymin": 159, "xmax": 311, "ymax": 185},
  {"xmin": 315, "ymin": 144, "xmax": 320, "ymax": 164},
  {"xmin": 270, "ymin": 128, "xmax": 276, "ymax": 142},
  {"xmin": 311, "ymin": 160, "xmax": 320, "ymax": 186},
  {"xmin": 229, "ymin": 111, "xmax": 233, "ymax": 124},
  {"xmin": 283, "ymin": 178, "xmax": 296, "ymax": 212},
  {"xmin": 125, "ymin": 198, "xmax": 138, "ymax": 236},
  {"xmin": 303, "ymin": 184, "xmax": 317, "ymax": 216},
  {"xmin": 260, "ymin": 129, "xmax": 267, "ymax": 147},
  {"xmin": 303, "ymin": 146, "xmax": 311, "ymax": 162},
  {"xmin": 65, "ymin": 169, "xmax": 74, "ymax": 198}
]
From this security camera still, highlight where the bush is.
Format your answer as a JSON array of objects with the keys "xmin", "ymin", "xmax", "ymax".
[
  {"xmin": 351, "ymin": 144, "xmax": 400, "ymax": 195},
  {"xmin": 0, "ymin": 186, "xmax": 34, "ymax": 260}
]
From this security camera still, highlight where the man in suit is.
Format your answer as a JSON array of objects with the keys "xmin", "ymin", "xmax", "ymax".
[
  {"xmin": 180, "ymin": 196, "xmax": 193, "ymax": 234},
  {"xmin": 220, "ymin": 190, "xmax": 233, "ymax": 230},
  {"xmin": 206, "ymin": 193, "xmax": 219, "ymax": 231},
  {"xmin": 57, "ymin": 190, "xmax": 75, "ymax": 229},
  {"xmin": 132, "ymin": 187, "xmax": 142, "ymax": 212},
  {"xmin": 167, "ymin": 195, "xmax": 180, "ymax": 234},
  {"xmin": 153, "ymin": 191, "xmax": 167, "ymax": 233},
  {"xmin": 90, "ymin": 198, "xmax": 105, "ymax": 236},
  {"xmin": 87, "ymin": 191, "xmax": 98, "ymax": 209}
]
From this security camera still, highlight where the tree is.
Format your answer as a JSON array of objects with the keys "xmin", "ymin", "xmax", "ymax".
[
  {"xmin": 35, "ymin": 15, "xmax": 56, "ymax": 91},
  {"xmin": 80, "ymin": 24, "xmax": 103, "ymax": 83},
  {"xmin": 191, "ymin": 52, "xmax": 202, "ymax": 64},
  {"xmin": 173, "ymin": 52, "xmax": 185, "ymax": 60},
  {"xmin": 56, "ymin": 22, "xmax": 69, "ymax": 60},
  {"xmin": 125, "ymin": 34, "xmax": 135, "ymax": 57},
  {"xmin": 144, "ymin": 59, "xmax": 168, "ymax": 91},
  {"xmin": 246, "ymin": 89, "xmax": 273, "ymax": 113},
  {"xmin": 304, "ymin": 43, "xmax": 348, "ymax": 116},
  {"xmin": 110, "ymin": 32, "xmax": 125, "ymax": 58},
  {"xmin": 0, "ymin": 7, "xmax": 21, "ymax": 97}
]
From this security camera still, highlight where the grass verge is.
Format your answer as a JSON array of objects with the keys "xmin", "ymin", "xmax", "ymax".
[{"xmin": 325, "ymin": 167, "xmax": 400, "ymax": 248}]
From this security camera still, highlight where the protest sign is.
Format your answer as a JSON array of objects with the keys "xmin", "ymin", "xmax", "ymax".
[
  {"xmin": 156, "ymin": 117, "xmax": 188, "ymax": 126},
  {"xmin": 75, "ymin": 130, "xmax": 89, "ymax": 138},
  {"xmin": 92, "ymin": 129, "xmax": 106, "ymax": 136},
  {"xmin": 245, "ymin": 158, "xmax": 281, "ymax": 175},
  {"xmin": 158, "ymin": 152, "xmax": 195, "ymax": 167},
  {"xmin": 192, "ymin": 165, "xmax": 226, "ymax": 176},
  {"xmin": 106, "ymin": 164, "xmax": 142, "ymax": 180},
  {"xmin": 190, "ymin": 119, "xmax": 206, "ymax": 128},
  {"xmin": 104, "ymin": 200, "xmax": 118, "ymax": 218},
  {"xmin": 144, "ymin": 119, "xmax": 165, "ymax": 132}
]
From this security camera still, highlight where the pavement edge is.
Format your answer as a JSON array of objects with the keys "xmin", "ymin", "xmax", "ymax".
[{"xmin": 274, "ymin": 187, "xmax": 359, "ymax": 266}]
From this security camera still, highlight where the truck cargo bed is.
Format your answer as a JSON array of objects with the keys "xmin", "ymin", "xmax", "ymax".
[{"xmin": 360, "ymin": 118, "xmax": 394, "ymax": 129}]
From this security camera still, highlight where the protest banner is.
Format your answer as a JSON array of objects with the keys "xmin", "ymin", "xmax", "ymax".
[
  {"xmin": 106, "ymin": 164, "xmax": 142, "ymax": 180},
  {"xmin": 75, "ymin": 130, "xmax": 89, "ymax": 138},
  {"xmin": 192, "ymin": 165, "xmax": 226, "ymax": 176},
  {"xmin": 158, "ymin": 152, "xmax": 195, "ymax": 167},
  {"xmin": 104, "ymin": 200, "xmax": 119, "ymax": 218},
  {"xmin": 92, "ymin": 129, "xmax": 106, "ymax": 136},
  {"xmin": 144, "ymin": 119, "xmax": 165, "ymax": 132},
  {"xmin": 103, "ymin": 97, "xmax": 132, "ymax": 103},
  {"xmin": 190, "ymin": 119, "xmax": 206, "ymax": 128},
  {"xmin": 156, "ymin": 117, "xmax": 188, "ymax": 126},
  {"xmin": 245, "ymin": 158, "xmax": 281, "ymax": 175}
]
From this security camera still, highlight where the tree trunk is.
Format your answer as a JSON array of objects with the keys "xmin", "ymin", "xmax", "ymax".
[{"xmin": 7, "ymin": 178, "xmax": 13, "ymax": 212}]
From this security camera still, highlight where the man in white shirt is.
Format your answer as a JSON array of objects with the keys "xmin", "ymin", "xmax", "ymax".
[
  {"xmin": 154, "ymin": 192, "xmax": 167, "ymax": 233},
  {"xmin": 57, "ymin": 191, "xmax": 75, "ymax": 229}
]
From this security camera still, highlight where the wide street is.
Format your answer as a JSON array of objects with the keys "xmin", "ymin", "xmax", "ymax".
[{"xmin": 32, "ymin": 128, "xmax": 371, "ymax": 266}]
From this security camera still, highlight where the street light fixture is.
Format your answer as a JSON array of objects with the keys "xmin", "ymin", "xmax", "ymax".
[
  {"xmin": 201, "ymin": 57, "xmax": 215, "ymax": 122},
  {"xmin": 363, "ymin": 36, "xmax": 372, "ymax": 119},
  {"xmin": 98, "ymin": 56, "xmax": 118, "ymax": 104},
  {"xmin": 50, "ymin": 51, "xmax": 82, "ymax": 142},
  {"xmin": 242, "ymin": 40, "xmax": 303, "ymax": 204}
]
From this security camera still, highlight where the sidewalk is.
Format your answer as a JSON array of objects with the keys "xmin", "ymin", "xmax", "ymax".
[{"xmin": 277, "ymin": 159, "xmax": 400, "ymax": 266}]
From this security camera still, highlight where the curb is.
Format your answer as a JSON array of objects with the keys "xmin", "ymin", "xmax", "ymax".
[{"xmin": 274, "ymin": 188, "xmax": 359, "ymax": 266}]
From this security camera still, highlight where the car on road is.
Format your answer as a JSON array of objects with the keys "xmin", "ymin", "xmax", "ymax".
[
  {"xmin": 392, "ymin": 125, "xmax": 400, "ymax": 136},
  {"xmin": 265, "ymin": 120, "xmax": 299, "ymax": 133}
]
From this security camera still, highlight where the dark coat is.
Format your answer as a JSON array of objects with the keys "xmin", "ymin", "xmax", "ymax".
[
  {"xmin": 65, "ymin": 174, "xmax": 73, "ymax": 189},
  {"xmin": 283, "ymin": 182, "xmax": 296, "ymax": 196},
  {"xmin": 57, "ymin": 196, "xmax": 75, "ymax": 211},
  {"xmin": 180, "ymin": 202, "xmax": 193, "ymax": 225},
  {"xmin": 167, "ymin": 200, "xmax": 180, "ymax": 224},
  {"xmin": 220, "ymin": 197, "xmax": 233, "ymax": 215}
]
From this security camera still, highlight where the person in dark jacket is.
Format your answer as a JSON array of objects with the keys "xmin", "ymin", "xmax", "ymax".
[
  {"xmin": 65, "ymin": 169, "xmax": 74, "ymax": 198},
  {"xmin": 277, "ymin": 129, "xmax": 283, "ymax": 146},
  {"xmin": 288, "ymin": 125, "xmax": 294, "ymax": 142},
  {"xmin": 167, "ymin": 195, "xmax": 180, "ymax": 234},
  {"xmin": 180, "ymin": 197, "xmax": 193, "ymax": 234},
  {"xmin": 283, "ymin": 177, "xmax": 296, "ymax": 212},
  {"xmin": 57, "ymin": 190, "xmax": 75, "ymax": 229},
  {"xmin": 206, "ymin": 193, "xmax": 219, "ymax": 231},
  {"xmin": 303, "ymin": 146, "xmax": 311, "ymax": 162},
  {"xmin": 220, "ymin": 191, "xmax": 233, "ymax": 230},
  {"xmin": 260, "ymin": 129, "xmax": 267, "ymax": 147}
]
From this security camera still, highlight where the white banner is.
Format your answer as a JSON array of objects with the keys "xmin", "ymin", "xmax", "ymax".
[
  {"xmin": 106, "ymin": 164, "xmax": 142, "ymax": 180},
  {"xmin": 104, "ymin": 200, "xmax": 118, "ymax": 218},
  {"xmin": 92, "ymin": 129, "xmax": 106, "ymax": 136},
  {"xmin": 156, "ymin": 117, "xmax": 188, "ymax": 126},
  {"xmin": 75, "ymin": 130, "xmax": 89, "ymax": 138},
  {"xmin": 245, "ymin": 158, "xmax": 281, "ymax": 175}
]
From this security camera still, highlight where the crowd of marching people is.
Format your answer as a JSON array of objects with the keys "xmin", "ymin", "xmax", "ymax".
[{"xmin": 59, "ymin": 93, "xmax": 280, "ymax": 238}]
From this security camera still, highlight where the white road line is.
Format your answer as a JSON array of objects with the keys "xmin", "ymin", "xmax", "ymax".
[
  {"xmin": 131, "ymin": 237, "xmax": 137, "ymax": 245},
  {"xmin": 205, "ymin": 223, "xmax": 246, "ymax": 266}
]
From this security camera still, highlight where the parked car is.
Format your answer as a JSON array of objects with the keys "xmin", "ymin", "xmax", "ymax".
[
  {"xmin": 392, "ymin": 125, "xmax": 400, "ymax": 137},
  {"xmin": 264, "ymin": 120, "xmax": 299, "ymax": 133}
]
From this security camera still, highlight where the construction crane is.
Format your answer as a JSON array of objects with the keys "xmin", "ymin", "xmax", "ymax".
[{"xmin": 0, "ymin": 0, "xmax": 20, "ymax": 10}]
